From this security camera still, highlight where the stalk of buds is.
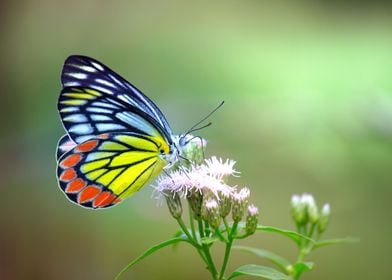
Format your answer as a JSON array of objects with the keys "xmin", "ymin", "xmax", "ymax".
[{"xmin": 291, "ymin": 193, "xmax": 331, "ymax": 237}]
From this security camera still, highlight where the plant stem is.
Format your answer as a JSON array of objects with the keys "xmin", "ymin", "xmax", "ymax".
[
  {"xmin": 219, "ymin": 221, "xmax": 238, "ymax": 279},
  {"xmin": 179, "ymin": 211, "xmax": 207, "ymax": 264},
  {"xmin": 188, "ymin": 205, "xmax": 197, "ymax": 240},
  {"xmin": 198, "ymin": 217, "xmax": 219, "ymax": 279}
]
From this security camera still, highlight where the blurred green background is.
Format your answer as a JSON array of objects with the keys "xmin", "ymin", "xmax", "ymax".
[{"xmin": 1, "ymin": 0, "xmax": 391, "ymax": 279}]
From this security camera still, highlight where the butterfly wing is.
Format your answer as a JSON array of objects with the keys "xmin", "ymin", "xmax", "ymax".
[
  {"xmin": 56, "ymin": 134, "xmax": 76, "ymax": 160},
  {"xmin": 60, "ymin": 55, "xmax": 173, "ymax": 143},
  {"xmin": 57, "ymin": 133, "xmax": 169, "ymax": 209}
]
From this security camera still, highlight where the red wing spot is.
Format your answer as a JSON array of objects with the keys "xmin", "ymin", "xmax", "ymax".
[
  {"xmin": 60, "ymin": 153, "xmax": 82, "ymax": 168},
  {"xmin": 76, "ymin": 140, "xmax": 98, "ymax": 153},
  {"xmin": 93, "ymin": 192, "xmax": 117, "ymax": 208},
  {"xmin": 97, "ymin": 133, "xmax": 109, "ymax": 139},
  {"xmin": 65, "ymin": 178, "xmax": 87, "ymax": 193},
  {"xmin": 59, "ymin": 168, "xmax": 77, "ymax": 181},
  {"xmin": 78, "ymin": 185, "xmax": 101, "ymax": 204}
]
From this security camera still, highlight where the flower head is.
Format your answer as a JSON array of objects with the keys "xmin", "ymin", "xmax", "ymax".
[
  {"xmin": 155, "ymin": 157, "xmax": 238, "ymax": 201},
  {"xmin": 245, "ymin": 204, "xmax": 259, "ymax": 235}
]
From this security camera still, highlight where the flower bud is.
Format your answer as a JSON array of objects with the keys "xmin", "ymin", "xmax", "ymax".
[
  {"xmin": 302, "ymin": 194, "xmax": 319, "ymax": 224},
  {"xmin": 291, "ymin": 194, "xmax": 306, "ymax": 225},
  {"xmin": 187, "ymin": 189, "xmax": 203, "ymax": 218},
  {"xmin": 202, "ymin": 199, "xmax": 221, "ymax": 228},
  {"xmin": 165, "ymin": 192, "xmax": 183, "ymax": 219},
  {"xmin": 219, "ymin": 189, "xmax": 232, "ymax": 218},
  {"xmin": 180, "ymin": 135, "xmax": 206, "ymax": 166},
  {"xmin": 232, "ymin": 188, "xmax": 250, "ymax": 222},
  {"xmin": 318, "ymin": 203, "xmax": 331, "ymax": 234},
  {"xmin": 245, "ymin": 204, "xmax": 259, "ymax": 235}
]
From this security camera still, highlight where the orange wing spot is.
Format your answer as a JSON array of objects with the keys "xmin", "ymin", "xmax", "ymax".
[
  {"xmin": 60, "ymin": 153, "xmax": 82, "ymax": 168},
  {"xmin": 65, "ymin": 178, "xmax": 87, "ymax": 193},
  {"xmin": 97, "ymin": 133, "xmax": 109, "ymax": 139},
  {"xmin": 93, "ymin": 192, "xmax": 117, "ymax": 208},
  {"xmin": 112, "ymin": 198, "xmax": 122, "ymax": 205},
  {"xmin": 78, "ymin": 185, "xmax": 101, "ymax": 203},
  {"xmin": 59, "ymin": 168, "xmax": 77, "ymax": 181},
  {"xmin": 76, "ymin": 140, "xmax": 98, "ymax": 153}
]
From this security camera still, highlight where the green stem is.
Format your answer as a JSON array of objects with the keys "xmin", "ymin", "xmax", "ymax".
[
  {"xmin": 215, "ymin": 228, "xmax": 228, "ymax": 243},
  {"xmin": 178, "ymin": 212, "xmax": 207, "ymax": 264},
  {"xmin": 188, "ymin": 205, "xmax": 197, "ymax": 241},
  {"xmin": 307, "ymin": 224, "xmax": 316, "ymax": 242},
  {"xmin": 198, "ymin": 217, "xmax": 218, "ymax": 279},
  {"xmin": 219, "ymin": 222, "xmax": 238, "ymax": 279},
  {"xmin": 223, "ymin": 218, "xmax": 230, "ymax": 236}
]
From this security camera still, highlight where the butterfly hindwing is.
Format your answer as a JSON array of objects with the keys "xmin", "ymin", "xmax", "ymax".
[
  {"xmin": 56, "ymin": 134, "xmax": 77, "ymax": 161},
  {"xmin": 57, "ymin": 133, "xmax": 169, "ymax": 209}
]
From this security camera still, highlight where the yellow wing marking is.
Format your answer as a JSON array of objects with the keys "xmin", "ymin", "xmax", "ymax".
[
  {"xmin": 99, "ymin": 141, "xmax": 128, "ymax": 151},
  {"xmin": 109, "ymin": 158, "xmax": 157, "ymax": 195},
  {"xmin": 81, "ymin": 158, "xmax": 110, "ymax": 173},
  {"xmin": 60, "ymin": 99, "xmax": 87, "ymax": 106},
  {"xmin": 96, "ymin": 168, "xmax": 125, "ymax": 186},
  {"xmin": 85, "ymin": 89, "xmax": 102, "ymax": 96},
  {"xmin": 87, "ymin": 169, "xmax": 107, "ymax": 180},
  {"xmin": 63, "ymin": 93, "xmax": 96, "ymax": 100},
  {"xmin": 115, "ymin": 135, "xmax": 159, "ymax": 152},
  {"xmin": 110, "ymin": 151, "xmax": 156, "ymax": 167}
]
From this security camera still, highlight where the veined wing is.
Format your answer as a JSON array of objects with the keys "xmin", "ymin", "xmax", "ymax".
[
  {"xmin": 61, "ymin": 55, "xmax": 173, "ymax": 139},
  {"xmin": 58, "ymin": 86, "xmax": 169, "ymax": 144},
  {"xmin": 57, "ymin": 133, "xmax": 169, "ymax": 209}
]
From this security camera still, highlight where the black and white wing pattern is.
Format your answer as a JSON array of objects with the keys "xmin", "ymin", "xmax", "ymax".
[{"xmin": 58, "ymin": 55, "xmax": 174, "ymax": 144}]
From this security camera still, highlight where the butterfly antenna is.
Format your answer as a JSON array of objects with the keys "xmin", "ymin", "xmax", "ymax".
[{"xmin": 183, "ymin": 100, "xmax": 225, "ymax": 136}]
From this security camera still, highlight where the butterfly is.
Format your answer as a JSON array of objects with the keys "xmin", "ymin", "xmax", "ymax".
[{"xmin": 56, "ymin": 55, "xmax": 189, "ymax": 209}]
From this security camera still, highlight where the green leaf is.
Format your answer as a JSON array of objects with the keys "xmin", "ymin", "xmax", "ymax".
[
  {"xmin": 293, "ymin": 262, "xmax": 313, "ymax": 277},
  {"xmin": 115, "ymin": 237, "xmax": 191, "ymax": 280},
  {"xmin": 257, "ymin": 226, "xmax": 315, "ymax": 246},
  {"xmin": 313, "ymin": 237, "xmax": 359, "ymax": 249},
  {"xmin": 228, "ymin": 264, "xmax": 291, "ymax": 280},
  {"xmin": 233, "ymin": 246, "xmax": 291, "ymax": 272}
]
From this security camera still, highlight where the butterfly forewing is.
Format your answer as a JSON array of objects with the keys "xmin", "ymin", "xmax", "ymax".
[
  {"xmin": 58, "ymin": 87, "xmax": 166, "ymax": 144},
  {"xmin": 57, "ymin": 133, "xmax": 169, "ymax": 209},
  {"xmin": 61, "ymin": 55, "xmax": 173, "ymax": 139}
]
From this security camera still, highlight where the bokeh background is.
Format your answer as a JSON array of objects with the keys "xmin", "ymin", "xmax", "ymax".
[{"xmin": 1, "ymin": 0, "xmax": 391, "ymax": 279}]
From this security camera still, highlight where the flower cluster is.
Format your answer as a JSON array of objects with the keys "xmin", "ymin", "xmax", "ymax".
[
  {"xmin": 291, "ymin": 193, "xmax": 331, "ymax": 235},
  {"xmin": 155, "ymin": 155, "xmax": 259, "ymax": 236}
]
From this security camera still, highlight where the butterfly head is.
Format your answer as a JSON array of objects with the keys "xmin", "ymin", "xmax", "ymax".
[{"xmin": 162, "ymin": 134, "xmax": 207, "ymax": 169}]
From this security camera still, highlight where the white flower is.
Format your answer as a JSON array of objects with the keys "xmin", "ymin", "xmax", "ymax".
[
  {"xmin": 154, "ymin": 157, "xmax": 238, "ymax": 201},
  {"xmin": 232, "ymin": 187, "xmax": 250, "ymax": 203},
  {"xmin": 205, "ymin": 199, "xmax": 218, "ymax": 210},
  {"xmin": 247, "ymin": 204, "xmax": 259, "ymax": 216},
  {"xmin": 321, "ymin": 203, "xmax": 331, "ymax": 216},
  {"xmin": 300, "ymin": 193, "xmax": 316, "ymax": 208},
  {"xmin": 203, "ymin": 156, "xmax": 240, "ymax": 179}
]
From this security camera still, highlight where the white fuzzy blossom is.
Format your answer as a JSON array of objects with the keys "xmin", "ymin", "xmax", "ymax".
[
  {"xmin": 247, "ymin": 204, "xmax": 259, "ymax": 216},
  {"xmin": 154, "ymin": 157, "xmax": 238, "ymax": 201},
  {"xmin": 202, "ymin": 156, "xmax": 240, "ymax": 179}
]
